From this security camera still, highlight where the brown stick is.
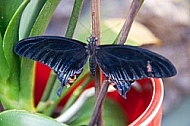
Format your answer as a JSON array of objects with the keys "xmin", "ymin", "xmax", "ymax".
[
  {"xmin": 118, "ymin": 0, "xmax": 144, "ymax": 45},
  {"xmin": 90, "ymin": 0, "xmax": 103, "ymax": 125},
  {"xmin": 89, "ymin": 81, "xmax": 109, "ymax": 126}
]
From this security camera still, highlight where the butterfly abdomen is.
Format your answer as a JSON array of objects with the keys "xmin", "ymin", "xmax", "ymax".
[
  {"xmin": 89, "ymin": 56, "xmax": 96, "ymax": 76},
  {"xmin": 87, "ymin": 37, "xmax": 99, "ymax": 76}
]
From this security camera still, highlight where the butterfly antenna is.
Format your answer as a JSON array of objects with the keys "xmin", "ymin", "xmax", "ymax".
[
  {"xmin": 77, "ymin": 20, "xmax": 92, "ymax": 37},
  {"xmin": 101, "ymin": 19, "xmax": 124, "ymax": 34}
]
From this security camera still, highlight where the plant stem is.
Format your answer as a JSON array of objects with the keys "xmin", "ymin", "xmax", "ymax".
[
  {"xmin": 90, "ymin": 0, "xmax": 103, "ymax": 125},
  {"xmin": 89, "ymin": 81, "xmax": 109, "ymax": 126},
  {"xmin": 41, "ymin": 71, "xmax": 57, "ymax": 101},
  {"xmin": 91, "ymin": 0, "xmax": 101, "ymax": 40},
  {"xmin": 118, "ymin": 0, "xmax": 144, "ymax": 45},
  {"xmin": 62, "ymin": 73, "xmax": 92, "ymax": 111},
  {"xmin": 65, "ymin": 0, "xmax": 84, "ymax": 38}
]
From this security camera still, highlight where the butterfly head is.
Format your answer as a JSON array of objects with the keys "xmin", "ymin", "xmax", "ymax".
[
  {"xmin": 87, "ymin": 36, "xmax": 98, "ymax": 56},
  {"xmin": 87, "ymin": 36, "xmax": 98, "ymax": 45}
]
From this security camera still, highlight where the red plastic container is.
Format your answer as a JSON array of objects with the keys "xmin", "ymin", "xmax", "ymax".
[
  {"xmin": 35, "ymin": 63, "xmax": 163, "ymax": 125},
  {"xmin": 129, "ymin": 78, "xmax": 163, "ymax": 125}
]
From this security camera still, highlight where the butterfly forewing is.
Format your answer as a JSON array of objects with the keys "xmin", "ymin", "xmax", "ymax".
[
  {"xmin": 14, "ymin": 36, "xmax": 88, "ymax": 95},
  {"xmin": 95, "ymin": 45, "xmax": 177, "ymax": 98}
]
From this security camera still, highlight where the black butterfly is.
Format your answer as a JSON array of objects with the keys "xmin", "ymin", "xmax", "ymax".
[{"xmin": 14, "ymin": 36, "xmax": 177, "ymax": 98}]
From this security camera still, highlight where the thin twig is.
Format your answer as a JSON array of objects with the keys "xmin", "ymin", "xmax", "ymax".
[
  {"xmin": 91, "ymin": 0, "xmax": 101, "ymax": 97},
  {"xmin": 91, "ymin": 0, "xmax": 101, "ymax": 40},
  {"xmin": 90, "ymin": 0, "xmax": 103, "ymax": 126},
  {"xmin": 89, "ymin": 81, "xmax": 109, "ymax": 126},
  {"xmin": 118, "ymin": 0, "xmax": 144, "ymax": 45}
]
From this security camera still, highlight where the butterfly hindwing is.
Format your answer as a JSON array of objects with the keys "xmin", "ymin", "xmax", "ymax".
[
  {"xmin": 14, "ymin": 36, "xmax": 88, "ymax": 95},
  {"xmin": 96, "ymin": 45, "xmax": 177, "ymax": 98}
]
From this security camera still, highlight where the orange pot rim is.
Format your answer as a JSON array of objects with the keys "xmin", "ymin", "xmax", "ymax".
[{"xmin": 129, "ymin": 78, "xmax": 164, "ymax": 126}]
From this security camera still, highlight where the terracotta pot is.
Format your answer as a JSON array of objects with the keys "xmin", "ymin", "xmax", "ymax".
[{"xmin": 35, "ymin": 63, "xmax": 163, "ymax": 125}]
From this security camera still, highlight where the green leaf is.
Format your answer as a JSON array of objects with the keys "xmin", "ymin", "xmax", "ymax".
[
  {"xmin": 0, "ymin": 0, "xmax": 22, "ymax": 36},
  {"xmin": 0, "ymin": 32, "xmax": 9, "ymax": 84},
  {"xmin": 0, "ymin": 110, "xmax": 66, "ymax": 126},
  {"xmin": 0, "ymin": 0, "xmax": 30, "ymax": 110},
  {"xmin": 68, "ymin": 97, "xmax": 128, "ymax": 126},
  {"xmin": 65, "ymin": 0, "xmax": 84, "ymax": 38},
  {"xmin": 3, "ymin": 0, "xmax": 30, "ymax": 81},
  {"xmin": 18, "ymin": 0, "xmax": 60, "ymax": 110},
  {"xmin": 19, "ymin": 0, "xmax": 47, "ymax": 39},
  {"xmin": 29, "ymin": 0, "xmax": 61, "ymax": 36}
]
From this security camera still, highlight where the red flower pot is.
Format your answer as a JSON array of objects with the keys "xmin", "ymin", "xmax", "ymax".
[{"xmin": 35, "ymin": 63, "xmax": 163, "ymax": 125}]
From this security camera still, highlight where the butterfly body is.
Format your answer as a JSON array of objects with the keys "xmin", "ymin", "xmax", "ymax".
[
  {"xmin": 86, "ymin": 37, "xmax": 99, "ymax": 76},
  {"xmin": 14, "ymin": 36, "xmax": 177, "ymax": 98}
]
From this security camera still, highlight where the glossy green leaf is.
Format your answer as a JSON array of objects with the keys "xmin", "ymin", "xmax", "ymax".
[
  {"xmin": 0, "ymin": 0, "xmax": 22, "ymax": 36},
  {"xmin": 19, "ymin": 0, "xmax": 47, "ymax": 39},
  {"xmin": 0, "ymin": 0, "xmax": 30, "ymax": 110},
  {"xmin": 3, "ymin": 0, "xmax": 29, "ymax": 80},
  {"xmin": 0, "ymin": 32, "xmax": 9, "ymax": 84},
  {"xmin": 65, "ymin": 0, "xmax": 84, "ymax": 38},
  {"xmin": 0, "ymin": 110, "xmax": 66, "ymax": 126},
  {"xmin": 68, "ymin": 97, "xmax": 128, "ymax": 126},
  {"xmin": 29, "ymin": 0, "xmax": 60, "ymax": 36},
  {"xmin": 18, "ymin": 0, "xmax": 60, "ymax": 110}
]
